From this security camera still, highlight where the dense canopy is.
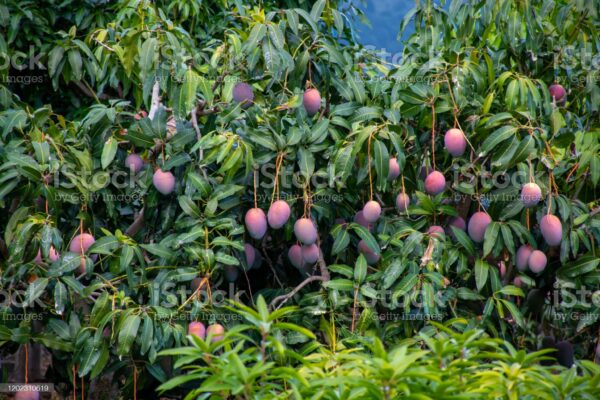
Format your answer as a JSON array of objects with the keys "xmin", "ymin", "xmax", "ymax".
[{"xmin": 0, "ymin": 0, "xmax": 599, "ymax": 398}]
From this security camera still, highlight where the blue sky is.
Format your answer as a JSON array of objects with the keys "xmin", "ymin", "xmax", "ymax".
[{"xmin": 355, "ymin": 0, "xmax": 414, "ymax": 54}]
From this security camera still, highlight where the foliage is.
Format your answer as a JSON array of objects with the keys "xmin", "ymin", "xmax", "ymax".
[
  {"xmin": 160, "ymin": 298, "xmax": 600, "ymax": 399},
  {"xmin": 0, "ymin": 0, "xmax": 599, "ymax": 397}
]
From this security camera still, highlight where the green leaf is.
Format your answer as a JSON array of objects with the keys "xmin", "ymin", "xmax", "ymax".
[
  {"xmin": 350, "ymin": 223, "xmax": 379, "ymax": 254},
  {"xmin": 117, "ymin": 313, "xmax": 141, "ymax": 356},
  {"xmin": 484, "ymin": 112, "xmax": 513, "ymax": 128},
  {"xmin": 551, "ymin": 109, "xmax": 566, "ymax": 134},
  {"xmin": 500, "ymin": 224, "xmax": 515, "ymax": 255},
  {"xmin": 244, "ymin": 24, "xmax": 266, "ymax": 54},
  {"xmin": 354, "ymin": 254, "xmax": 367, "ymax": 284},
  {"xmin": 324, "ymin": 279, "xmax": 354, "ymax": 291},
  {"xmin": 178, "ymin": 196, "xmax": 202, "ymax": 219},
  {"xmin": 451, "ymin": 226, "xmax": 475, "ymax": 256},
  {"xmin": 68, "ymin": 50, "xmax": 83, "ymax": 81},
  {"xmin": 78, "ymin": 342, "xmax": 103, "ymax": 376},
  {"xmin": 310, "ymin": 0, "xmax": 325, "ymax": 21},
  {"xmin": 211, "ymin": 236, "xmax": 244, "ymax": 251},
  {"xmin": 350, "ymin": 106, "xmax": 382, "ymax": 123},
  {"xmin": 162, "ymin": 153, "xmax": 191, "ymax": 171},
  {"xmin": 331, "ymin": 9, "xmax": 344, "ymax": 34},
  {"xmin": 267, "ymin": 24, "xmax": 285, "ymax": 50},
  {"xmin": 285, "ymin": 10, "xmax": 299, "ymax": 35},
  {"xmin": 187, "ymin": 172, "xmax": 212, "ymax": 198},
  {"xmin": 101, "ymin": 137, "xmax": 118, "ymax": 169},
  {"xmin": 297, "ymin": 148, "xmax": 315, "ymax": 179},
  {"xmin": 333, "ymin": 145, "xmax": 355, "ymax": 181},
  {"xmin": 2, "ymin": 109, "xmax": 28, "ymax": 138},
  {"xmin": 140, "ymin": 314, "xmax": 153, "ymax": 355},
  {"xmin": 294, "ymin": 8, "xmax": 318, "ymax": 32},
  {"xmin": 32, "ymin": 141, "xmax": 50, "ymax": 164},
  {"xmin": 157, "ymin": 371, "xmax": 204, "ymax": 392},
  {"xmin": 331, "ymin": 225, "xmax": 350, "ymax": 255},
  {"xmin": 89, "ymin": 236, "xmax": 120, "ymax": 255},
  {"xmin": 393, "ymin": 273, "xmax": 418, "ymax": 298},
  {"xmin": 198, "ymin": 74, "xmax": 214, "ymax": 106},
  {"xmin": 140, "ymin": 243, "xmax": 173, "ymax": 259},
  {"xmin": 498, "ymin": 285, "xmax": 524, "ymax": 297},
  {"xmin": 215, "ymin": 253, "xmax": 239, "ymax": 266},
  {"xmin": 49, "ymin": 253, "xmax": 81, "ymax": 276},
  {"xmin": 510, "ymin": 135, "xmax": 535, "ymax": 167},
  {"xmin": 48, "ymin": 46, "xmax": 65, "ymax": 77},
  {"xmin": 54, "ymin": 281, "xmax": 67, "ymax": 315},
  {"xmin": 26, "ymin": 278, "xmax": 49, "ymax": 307},
  {"xmin": 327, "ymin": 264, "xmax": 353, "ymax": 278},
  {"xmin": 475, "ymin": 259, "xmax": 489, "ymax": 291},
  {"xmin": 139, "ymin": 37, "xmax": 158, "ymax": 72},
  {"xmin": 557, "ymin": 255, "xmax": 599, "ymax": 278},
  {"xmin": 125, "ymin": 126, "xmax": 155, "ymax": 148},
  {"xmin": 308, "ymin": 118, "xmax": 329, "ymax": 143},
  {"xmin": 120, "ymin": 244, "xmax": 134, "ymax": 275},
  {"xmin": 178, "ymin": 68, "xmax": 198, "ymax": 117},
  {"xmin": 348, "ymin": 72, "xmax": 366, "ymax": 104},
  {"xmin": 481, "ymin": 125, "xmax": 518, "ymax": 154},
  {"xmin": 483, "ymin": 222, "xmax": 500, "ymax": 257},
  {"xmin": 500, "ymin": 299, "xmax": 524, "ymax": 327},
  {"xmin": 274, "ymin": 322, "xmax": 316, "ymax": 339},
  {"xmin": 590, "ymin": 156, "xmax": 600, "ymax": 187},
  {"xmin": 382, "ymin": 260, "xmax": 405, "ymax": 289},
  {"xmin": 48, "ymin": 319, "xmax": 71, "ymax": 340},
  {"xmin": 373, "ymin": 139, "xmax": 389, "ymax": 190},
  {"xmin": 176, "ymin": 226, "xmax": 206, "ymax": 245},
  {"xmin": 482, "ymin": 298, "xmax": 494, "ymax": 319},
  {"xmin": 456, "ymin": 287, "xmax": 484, "ymax": 300},
  {"xmin": 90, "ymin": 346, "xmax": 110, "ymax": 379}
]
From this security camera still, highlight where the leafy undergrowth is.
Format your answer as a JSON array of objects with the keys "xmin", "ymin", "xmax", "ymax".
[{"xmin": 159, "ymin": 296, "xmax": 600, "ymax": 400}]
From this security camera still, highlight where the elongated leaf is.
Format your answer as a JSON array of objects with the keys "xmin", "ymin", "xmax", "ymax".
[
  {"xmin": 117, "ymin": 313, "xmax": 141, "ymax": 356},
  {"xmin": 350, "ymin": 223, "xmax": 379, "ymax": 254},
  {"xmin": 354, "ymin": 254, "xmax": 367, "ymax": 284},
  {"xmin": 140, "ymin": 314, "xmax": 153, "ymax": 355},
  {"xmin": 483, "ymin": 222, "xmax": 500, "ymax": 257},
  {"xmin": 331, "ymin": 225, "xmax": 350, "ymax": 255},
  {"xmin": 101, "ymin": 137, "xmax": 118, "ymax": 169},
  {"xmin": 54, "ymin": 281, "xmax": 67, "ymax": 315},
  {"xmin": 89, "ymin": 236, "xmax": 120, "ymax": 255},
  {"xmin": 373, "ymin": 139, "xmax": 389, "ymax": 190},
  {"xmin": 475, "ymin": 259, "xmax": 489, "ymax": 291},
  {"xmin": 481, "ymin": 125, "xmax": 518, "ymax": 154},
  {"xmin": 297, "ymin": 148, "xmax": 315, "ymax": 179},
  {"xmin": 26, "ymin": 278, "xmax": 49, "ymax": 307}
]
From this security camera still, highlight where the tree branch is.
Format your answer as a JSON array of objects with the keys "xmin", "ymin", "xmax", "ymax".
[
  {"xmin": 71, "ymin": 80, "xmax": 112, "ymax": 100},
  {"xmin": 190, "ymin": 106, "xmax": 203, "ymax": 158},
  {"xmin": 261, "ymin": 240, "xmax": 285, "ymax": 289},
  {"xmin": 125, "ymin": 208, "xmax": 145, "ymax": 237},
  {"xmin": 316, "ymin": 237, "xmax": 330, "ymax": 281},
  {"xmin": 269, "ymin": 235, "xmax": 330, "ymax": 310},
  {"xmin": 270, "ymin": 275, "xmax": 327, "ymax": 310},
  {"xmin": 0, "ymin": 238, "xmax": 8, "ymax": 260}
]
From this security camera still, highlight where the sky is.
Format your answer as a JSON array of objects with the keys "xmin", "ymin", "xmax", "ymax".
[{"xmin": 354, "ymin": 0, "xmax": 414, "ymax": 54}]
